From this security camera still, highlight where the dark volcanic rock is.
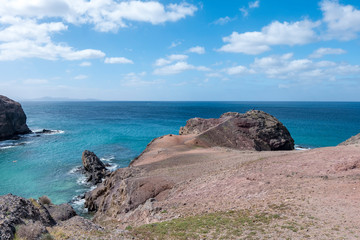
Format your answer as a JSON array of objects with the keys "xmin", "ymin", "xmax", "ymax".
[
  {"xmin": 180, "ymin": 110, "xmax": 294, "ymax": 151},
  {"xmin": 339, "ymin": 133, "xmax": 360, "ymax": 146},
  {"xmin": 0, "ymin": 194, "xmax": 56, "ymax": 240},
  {"xmin": 34, "ymin": 129, "xmax": 55, "ymax": 134},
  {"xmin": 0, "ymin": 95, "xmax": 31, "ymax": 141},
  {"xmin": 82, "ymin": 150, "xmax": 109, "ymax": 184}
]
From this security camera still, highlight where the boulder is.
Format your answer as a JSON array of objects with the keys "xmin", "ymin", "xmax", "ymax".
[
  {"xmin": 0, "ymin": 95, "xmax": 31, "ymax": 141},
  {"xmin": 45, "ymin": 203, "xmax": 77, "ymax": 222},
  {"xmin": 82, "ymin": 150, "xmax": 109, "ymax": 184},
  {"xmin": 339, "ymin": 133, "xmax": 360, "ymax": 146},
  {"xmin": 180, "ymin": 110, "xmax": 294, "ymax": 151},
  {"xmin": 0, "ymin": 194, "xmax": 56, "ymax": 240}
]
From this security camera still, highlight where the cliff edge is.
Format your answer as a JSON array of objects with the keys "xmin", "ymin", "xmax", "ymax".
[{"xmin": 0, "ymin": 95, "xmax": 31, "ymax": 141}]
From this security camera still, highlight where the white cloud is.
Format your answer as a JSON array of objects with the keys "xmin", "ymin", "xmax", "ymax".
[
  {"xmin": 153, "ymin": 61, "xmax": 210, "ymax": 75},
  {"xmin": 0, "ymin": 18, "xmax": 105, "ymax": 61},
  {"xmin": 251, "ymin": 53, "xmax": 360, "ymax": 81},
  {"xmin": 321, "ymin": 0, "xmax": 360, "ymax": 40},
  {"xmin": 309, "ymin": 47, "xmax": 346, "ymax": 58},
  {"xmin": 104, "ymin": 57, "xmax": 134, "ymax": 64},
  {"xmin": 74, "ymin": 74, "xmax": 88, "ymax": 80},
  {"xmin": 213, "ymin": 16, "xmax": 234, "ymax": 25},
  {"xmin": 240, "ymin": 8, "xmax": 249, "ymax": 17},
  {"xmin": 121, "ymin": 71, "xmax": 164, "ymax": 87},
  {"xmin": 0, "ymin": 1, "xmax": 197, "ymax": 61},
  {"xmin": 240, "ymin": 0, "xmax": 260, "ymax": 17},
  {"xmin": 224, "ymin": 65, "xmax": 254, "ymax": 75},
  {"xmin": 249, "ymin": 0, "xmax": 260, "ymax": 9},
  {"xmin": 219, "ymin": 20, "xmax": 320, "ymax": 54},
  {"xmin": 154, "ymin": 54, "xmax": 188, "ymax": 66},
  {"xmin": 187, "ymin": 46, "xmax": 205, "ymax": 54},
  {"xmin": 0, "ymin": 1, "xmax": 198, "ymax": 32},
  {"xmin": 206, "ymin": 72, "xmax": 223, "ymax": 78},
  {"xmin": 62, "ymin": 49, "xmax": 105, "ymax": 60},
  {"xmin": 169, "ymin": 40, "xmax": 182, "ymax": 48},
  {"xmin": 23, "ymin": 79, "xmax": 48, "ymax": 85},
  {"xmin": 79, "ymin": 61, "xmax": 92, "ymax": 67},
  {"xmin": 169, "ymin": 54, "xmax": 188, "ymax": 61}
]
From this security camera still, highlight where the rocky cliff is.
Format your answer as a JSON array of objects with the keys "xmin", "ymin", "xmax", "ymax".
[
  {"xmin": 0, "ymin": 95, "xmax": 31, "ymax": 141},
  {"xmin": 179, "ymin": 110, "xmax": 294, "ymax": 151},
  {"xmin": 85, "ymin": 110, "xmax": 295, "ymax": 225}
]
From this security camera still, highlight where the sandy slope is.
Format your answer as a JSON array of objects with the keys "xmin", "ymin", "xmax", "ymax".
[{"xmin": 82, "ymin": 134, "xmax": 360, "ymax": 239}]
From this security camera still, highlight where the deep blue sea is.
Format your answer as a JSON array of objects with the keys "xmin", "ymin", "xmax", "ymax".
[{"xmin": 0, "ymin": 101, "xmax": 360, "ymax": 211}]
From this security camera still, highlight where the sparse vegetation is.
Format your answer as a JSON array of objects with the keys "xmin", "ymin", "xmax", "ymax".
[
  {"xmin": 130, "ymin": 209, "xmax": 282, "ymax": 240},
  {"xmin": 39, "ymin": 195, "xmax": 52, "ymax": 205},
  {"xmin": 29, "ymin": 198, "xmax": 40, "ymax": 208},
  {"xmin": 15, "ymin": 223, "xmax": 45, "ymax": 240}
]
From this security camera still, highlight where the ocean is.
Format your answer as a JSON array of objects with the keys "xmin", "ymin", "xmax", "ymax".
[{"xmin": 0, "ymin": 101, "xmax": 360, "ymax": 211}]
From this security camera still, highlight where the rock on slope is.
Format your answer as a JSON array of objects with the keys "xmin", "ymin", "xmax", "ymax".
[
  {"xmin": 0, "ymin": 95, "xmax": 31, "ymax": 141},
  {"xmin": 0, "ymin": 194, "xmax": 57, "ymax": 239},
  {"xmin": 179, "ymin": 110, "xmax": 294, "ymax": 151},
  {"xmin": 0, "ymin": 194, "xmax": 101, "ymax": 240}
]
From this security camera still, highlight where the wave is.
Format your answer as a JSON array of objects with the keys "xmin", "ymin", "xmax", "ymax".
[
  {"xmin": 100, "ymin": 155, "xmax": 115, "ymax": 162},
  {"xmin": 106, "ymin": 163, "xmax": 118, "ymax": 172},
  {"xmin": 68, "ymin": 166, "xmax": 82, "ymax": 175},
  {"xmin": 76, "ymin": 176, "xmax": 90, "ymax": 186},
  {"xmin": 0, "ymin": 140, "xmax": 30, "ymax": 150},
  {"xmin": 295, "ymin": 145, "xmax": 312, "ymax": 151},
  {"xmin": 32, "ymin": 129, "xmax": 65, "ymax": 135},
  {"xmin": 71, "ymin": 196, "xmax": 88, "ymax": 214}
]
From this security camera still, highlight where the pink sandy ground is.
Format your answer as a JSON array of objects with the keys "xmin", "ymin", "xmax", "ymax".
[{"xmin": 127, "ymin": 134, "xmax": 360, "ymax": 239}]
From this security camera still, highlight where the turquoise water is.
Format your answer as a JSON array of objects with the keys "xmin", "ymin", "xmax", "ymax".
[{"xmin": 0, "ymin": 101, "xmax": 360, "ymax": 208}]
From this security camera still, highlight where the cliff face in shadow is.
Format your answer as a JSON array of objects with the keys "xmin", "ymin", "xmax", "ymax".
[{"xmin": 0, "ymin": 95, "xmax": 31, "ymax": 141}]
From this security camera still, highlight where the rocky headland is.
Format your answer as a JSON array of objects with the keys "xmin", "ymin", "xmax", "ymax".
[
  {"xmin": 0, "ymin": 95, "xmax": 31, "ymax": 141},
  {"xmin": 2, "ymin": 110, "xmax": 360, "ymax": 239}
]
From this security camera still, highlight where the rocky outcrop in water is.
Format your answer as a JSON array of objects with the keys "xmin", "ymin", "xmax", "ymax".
[
  {"xmin": 0, "ymin": 95, "xmax": 31, "ymax": 141},
  {"xmin": 82, "ymin": 150, "xmax": 109, "ymax": 184},
  {"xmin": 339, "ymin": 133, "xmax": 360, "ymax": 146},
  {"xmin": 179, "ymin": 110, "xmax": 294, "ymax": 151}
]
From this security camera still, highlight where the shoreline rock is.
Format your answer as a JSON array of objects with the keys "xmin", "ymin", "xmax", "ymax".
[
  {"xmin": 82, "ymin": 150, "xmax": 109, "ymax": 185},
  {"xmin": 0, "ymin": 95, "xmax": 31, "ymax": 141}
]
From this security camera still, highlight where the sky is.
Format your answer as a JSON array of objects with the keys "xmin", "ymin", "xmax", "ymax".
[{"xmin": 1, "ymin": 0, "xmax": 360, "ymax": 101}]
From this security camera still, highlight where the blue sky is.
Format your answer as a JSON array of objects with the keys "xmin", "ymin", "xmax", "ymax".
[{"xmin": 1, "ymin": 0, "xmax": 360, "ymax": 101}]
